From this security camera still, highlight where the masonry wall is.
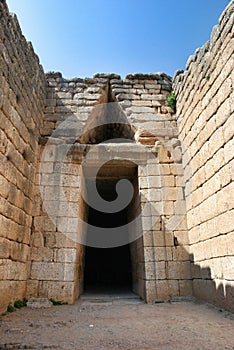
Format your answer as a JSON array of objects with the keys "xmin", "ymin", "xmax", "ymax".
[
  {"xmin": 173, "ymin": 1, "xmax": 234, "ymax": 311},
  {"xmin": 30, "ymin": 72, "xmax": 192, "ymax": 303},
  {"xmin": 1, "ymin": 0, "xmax": 233, "ymax": 313},
  {"xmin": 43, "ymin": 72, "xmax": 176, "ymax": 140},
  {"xmin": 0, "ymin": 1, "xmax": 45, "ymax": 313}
]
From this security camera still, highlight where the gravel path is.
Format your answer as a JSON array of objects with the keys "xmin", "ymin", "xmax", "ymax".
[{"xmin": 0, "ymin": 296, "xmax": 234, "ymax": 350}]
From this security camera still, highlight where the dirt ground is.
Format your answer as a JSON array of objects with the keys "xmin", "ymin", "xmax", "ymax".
[{"xmin": 0, "ymin": 295, "xmax": 234, "ymax": 350}]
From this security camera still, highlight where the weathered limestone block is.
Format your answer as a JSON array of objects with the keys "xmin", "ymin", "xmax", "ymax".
[
  {"xmin": 179, "ymin": 280, "xmax": 193, "ymax": 296},
  {"xmin": 0, "ymin": 280, "xmax": 27, "ymax": 313},
  {"xmin": 174, "ymin": 230, "xmax": 190, "ymax": 245},
  {"xmin": 132, "ymin": 100, "xmax": 152, "ymax": 107},
  {"xmin": 10, "ymin": 242, "xmax": 30, "ymax": 262},
  {"xmin": 155, "ymin": 247, "xmax": 173, "ymax": 261},
  {"xmin": 145, "ymin": 230, "xmax": 174, "ymax": 247},
  {"xmin": 155, "ymin": 280, "xmax": 169, "ymax": 300},
  {"xmin": 126, "ymin": 106, "xmax": 156, "ymax": 114},
  {"xmin": 31, "ymin": 247, "xmax": 54, "ymax": 262},
  {"xmin": 172, "ymin": 246, "xmax": 190, "ymax": 261},
  {"xmin": 0, "ymin": 260, "xmax": 27, "ymax": 280},
  {"xmin": 0, "ymin": 237, "xmax": 11, "ymax": 259},
  {"xmin": 167, "ymin": 280, "xmax": 180, "ymax": 297},
  {"xmin": 163, "ymin": 201, "xmax": 175, "ymax": 218},
  {"xmin": 116, "ymin": 93, "xmax": 140, "ymax": 101},
  {"xmin": 167, "ymin": 261, "xmax": 191, "ymax": 280},
  {"xmin": 162, "ymin": 175, "xmax": 175, "ymax": 187},
  {"xmin": 145, "ymin": 261, "xmax": 159, "ymax": 279},
  {"xmin": 30, "ymin": 262, "xmax": 76, "ymax": 281},
  {"xmin": 38, "ymin": 281, "xmax": 76, "ymax": 303},
  {"xmin": 162, "ymin": 187, "xmax": 184, "ymax": 201},
  {"xmin": 148, "ymin": 189, "xmax": 162, "ymax": 201},
  {"xmin": 55, "ymin": 248, "xmax": 77, "ymax": 263},
  {"xmin": 217, "ymin": 210, "xmax": 234, "ymax": 234},
  {"xmin": 26, "ymin": 280, "xmax": 39, "ymax": 298}
]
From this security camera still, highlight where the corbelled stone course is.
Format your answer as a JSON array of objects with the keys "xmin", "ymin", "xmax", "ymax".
[
  {"xmin": 0, "ymin": 0, "xmax": 46, "ymax": 313},
  {"xmin": 173, "ymin": 0, "xmax": 234, "ymax": 312}
]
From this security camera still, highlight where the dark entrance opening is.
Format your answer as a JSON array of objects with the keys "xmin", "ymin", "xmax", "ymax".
[
  {"xmin": 84, "ymin": 245, "xmax": 132, "ymax": 293},
  {"xmin": 83, "ymin": 176, "xmax": 134, "ymax": 294}
]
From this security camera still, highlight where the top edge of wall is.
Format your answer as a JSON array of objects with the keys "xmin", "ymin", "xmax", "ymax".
[
  {"xmin": 45, "ymin": 72, "xmax": 173, "ymax": 84},
  {"xmin": 0, "ymin": 0, "xmax": 45, "ymax": 77},
  {"xmin": 173, "ymin": 0, "xmax": 234, "ymax": 90}
]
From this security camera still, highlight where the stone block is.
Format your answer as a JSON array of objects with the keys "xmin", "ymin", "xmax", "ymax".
[
  {"xmin": 149, "ymin": 189, "xmax": 162, "ymax": 201},
  {"xmin": 154, "ymin": 247, "xmax": 172, "ymax": 261},
  {"xmin": 10, "ymin": 241, "xmax": 30, "ymax": 262},
  {"xmin": 163, "ymin": 187, "xmax": 184, "ymax": 200},
  {"xmin": 143, "ymin": 247, "xmax": 154, "ymax": 262},
  {"xmin": 155, "ymin": 280, "xmax": 169, "ymax": 301},
  {"xmin": 190, "ymin": 241, "xmax": 206, "ymax": 262},
  {"xmin": 217, "ymin": 210, "xmax": 234, "ymax": 234},
  {"xmin": 0, "ymin": 237, "xmax": 10, "ymax": 259},
  {"xmin": 174, "ymin": 230, "xmax": 189, "ymax": 245},
  {"xmin": 30, "ymin": 262, "xmax": 75, "ymax": 281},
  {"xmin": 218, "ymin": 163, "xmax": 232, "ymax": 187},
  {"xmin": 163, "ymin": 201, "xmax": 175, "ymax": 215},
  {"xmin": 145, "ymin": 280, "xmax": 157, "ymax": 302},
  {"xmin": 167, "ymin": 261, "xmax": 191, "ymax": 280},
  {"xmin": 226, "ymin": 231, "xmax": 234, "ymax": 255},
  {"xmin": 31, "ymin": 247, "xmax": 54, "ymax": 262},
  {"xmin": 127, "ymin": 106, "xmax": 155, "ymax": 114},
  {"xmin": 26, "ymin": 280, "xmax": 39, "ymax": 298},
  {"xmin": 117, "ymin": 93, "xmax": 140, "ymax": 101},
  {"xmin": 210, "ymin": 235, "xmax": 227, "ymax": 258},
  {"xmin": 0, "ymin": 259, "xmax": 27, "ymax": 281},
  {"xmin": 0, "ymin": 280, "xmax": 27, "ymax": 314},
  {"xmin": 172, "ymin": 246, "xmax": 190, "ymax": 261},
  {"xmin": 167, "ymin": 280, "xmax": 180, "ymax": 297},
  {"xmin": 38, "ymin": 281, "xmax": 76, "ymax": 303},
  {"xmin": 45, "ymin": 232, "xmax": 77, "ymax": 249},
  {"xmin": 162, "ymin": 175, "xmax": 175, "ymax": 187},
  {"xmin": 224, "ymin": 138, "xmax": 234, "ymax": 163},
  {"xmin": 179, "ymin": 280, "xmax": 193, "ymax": 296},
  {"xmin": 0, "ymin": 175, "xmax": 10, "ymax": 198},
  {"xmin": 55, "ymin": 248, "xmax": 77, "ymax": 263},
  {"xmin": 132, "ymin": 100, "xmax": 152, "ymax": 107},
  {"xmin": 141, "ymin": 216, "xmax": 153, "ymax": 231},
  {"xmin": 221, "ymin": 256, "xmax": 234, "ymax": 280},
  {"xmin": 142, "ymin": 231, "xmax": 153, "ymax": 246},
  {"xmin": 145, "ymin": 261, "xmax": 157, "ymax": 279}
]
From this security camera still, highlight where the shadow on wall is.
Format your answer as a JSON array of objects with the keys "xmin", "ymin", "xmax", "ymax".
[{"xmin": 189, "ymin": 253, "xmax": 234, "ymax": 313}]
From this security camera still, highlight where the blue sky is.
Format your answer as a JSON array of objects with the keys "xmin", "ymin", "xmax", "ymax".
[{"xmin": 6, "ymin": 0, "xmax": 231, "ymax": 79}]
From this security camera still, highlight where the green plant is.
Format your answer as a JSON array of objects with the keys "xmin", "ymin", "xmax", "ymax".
[
  {"xmin": 166, "ymin": 91, "xmax": 177, "ymax": 112},
  {"xmin": 7, "ymin": 304, "xmax": 15, "ymax": 313},
  {"xmin": 14, "ymin": 298, "xmax": 28, "ymax": 309},
  {"xmin": 49, "ymin": 298, "xmax": 68, "ymax": 306}
]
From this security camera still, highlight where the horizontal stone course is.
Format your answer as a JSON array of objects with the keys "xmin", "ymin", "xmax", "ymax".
[{"xmin": 173, "ymin": 0, "xmax": 234, "ymax": 312}]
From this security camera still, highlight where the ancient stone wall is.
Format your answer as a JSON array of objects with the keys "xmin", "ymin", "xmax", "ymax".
[
  {"xmin": 0, "ymin": 1, "xmax": 46, "ymax": 313},
  {"xmin": 0, "ymin": 0, "xmax": 233, "ymax": 313},
  {"xmin": 173, "ymin": 1, "xmax": 234, "ymax": 311},
  {"xmin": 43, "ymin": 72, "xmax": 175, "ymax": 140},
  {"xmin": 29, "ymin": 73, "xmax": 191, "ymax": 303}
]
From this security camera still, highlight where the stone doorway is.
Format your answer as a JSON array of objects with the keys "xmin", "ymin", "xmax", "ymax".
[
  {"xmin": 84, "ymin": 245, "xmax": 132, "ymax": 293},
  {"xmin": 81, "ymin": 162, "xmax": 142, "ymax": 297}
]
